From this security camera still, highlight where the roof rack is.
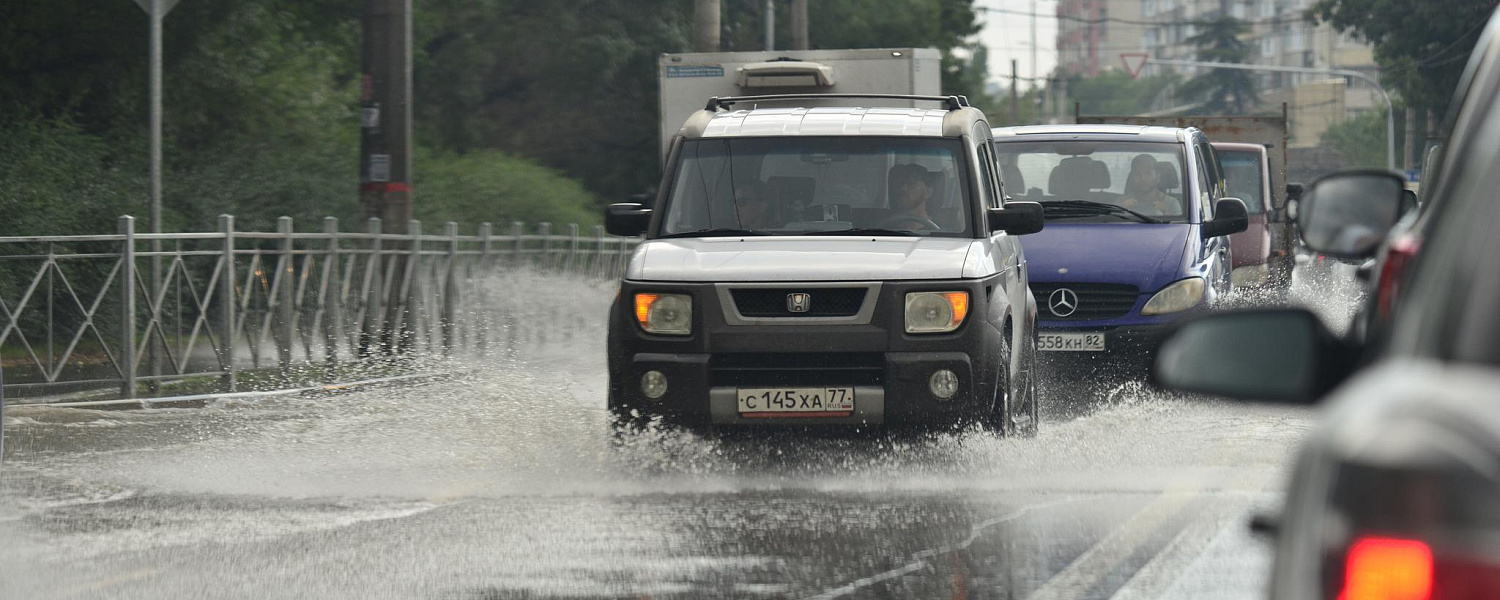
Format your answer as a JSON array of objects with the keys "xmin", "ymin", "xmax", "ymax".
[{"xmin": 704, "ymin": 94, "xmax": 969, "ymax": 112}]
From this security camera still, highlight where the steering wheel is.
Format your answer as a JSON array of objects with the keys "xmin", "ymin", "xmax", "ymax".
[{"xmin": 876, "ymin": 214, "xmax": 942, "ymax": 231}]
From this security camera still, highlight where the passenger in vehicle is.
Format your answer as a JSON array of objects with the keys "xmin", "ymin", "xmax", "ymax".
[
  {"xmin": 1119, "ymin": 154, "xmax": 1178, "ymax": 216},
  {"xmin": 884, "ymin": 163, "xmax": 943, "ymax": 231},
  {"xmin": 734, "ymin": 182, "xmax": 771, "ymax": 229}
]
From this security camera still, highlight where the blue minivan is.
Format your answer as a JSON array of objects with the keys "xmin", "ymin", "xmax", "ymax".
[{"xmin": 992, "ymin": 124, "xmax": 1249, "ymax": 371}]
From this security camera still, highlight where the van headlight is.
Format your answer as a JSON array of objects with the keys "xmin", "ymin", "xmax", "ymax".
[
  {"xmin": 905, "ymin": 292, "xmax": 969, "ymax": 334},
  {"xmin": 634, "ymin": 293, "xmax": 692, "ymax": 335},
  {"xmin": 1140, "ymin": 278, "xmax": 1205, "ymax": 315},
  {"xmin": 1231, "ymin": 264, "xmax": 1269, "ymax": 287}
]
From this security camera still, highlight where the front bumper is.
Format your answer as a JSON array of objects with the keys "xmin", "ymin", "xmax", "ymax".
[
  {"xmin": 625, "ymin": 352, "xmax": 979, "ymax": 426},
  {"xmin": 1035, "ymin": 323, "xmax": 1173, "ymax": 372},
  {"xmin": 608, "ymin": 278, "xmax": 1007, "ymax": 428}
]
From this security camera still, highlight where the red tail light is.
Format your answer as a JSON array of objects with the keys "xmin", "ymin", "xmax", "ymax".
[
  {"xmin": 1375, "ymin": 235, "xmax": 1422, "ymax": 320},
  {"xmin": 1336, "ymin": 536, "xmax": 1500, "ymax": 600},
  {"xmin": 1339, "ymin": 537, "xmax": 1432, "ymax": 600}
]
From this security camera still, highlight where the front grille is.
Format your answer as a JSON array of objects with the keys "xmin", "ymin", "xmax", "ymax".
[
  {"xmin": 730, "ymin": 287, "xmax": 867, "ymax": 318},
  {"xmin": 710, "ymin": 353, "xmax": 885, "ymax": 387},
  {"xmin": 1030, "ymin": 282, "xmax": 1140, "ymax": 321}
]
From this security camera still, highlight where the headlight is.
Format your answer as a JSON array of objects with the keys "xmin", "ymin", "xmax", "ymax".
[
  {"xmin": 1231, "ymin": 264, "xmax": 1269, "ymax": 287},
  {"xmin": 1140, "ymin": 278, "xmax": 1205, "ymax": 315},
  {"xmin": 634, "ymin": 293, "xmax": 692, "ymax": 335},
  {"xmin": 905, "ymin": 291, "xmax": 969, "ymax": 334}
]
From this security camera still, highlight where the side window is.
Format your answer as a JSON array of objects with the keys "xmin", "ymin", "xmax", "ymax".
[
  {"xmin": 1194, "ymin": 149, "xmax": 1215, "ymax": 221},
  {"xmin": 976, "ymin": 143, "xmax": 1002, "ymax": 209},
  {"xmin": 1199, "ymin": 142, "xmax": 1226, "ymax": 199}
]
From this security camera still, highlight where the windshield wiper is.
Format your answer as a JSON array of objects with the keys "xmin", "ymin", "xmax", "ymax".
[
  {"xmin": 806, "ymin": 228, "xmax": 919, "ymax": 237},
  {"xmin": 1041, "ymin": 200, "xmax": 1165, "ymax": 224},
  {"xmin": 657, "ymin": 228, "xmax": 772, "ymax": 239}
]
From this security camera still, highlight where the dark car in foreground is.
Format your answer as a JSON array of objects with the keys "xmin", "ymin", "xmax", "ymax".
[
  {"xmin": 1151, "ymin": 12, "xmax": 1500, "ymax": 598},
  {"xmin": 992, "ymin": 124, "xmax": 1248, "ymax": 373}
]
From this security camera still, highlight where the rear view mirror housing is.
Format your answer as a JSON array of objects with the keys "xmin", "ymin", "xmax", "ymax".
[
  {"xmin": 987, "ymin": 201, "xmax": 1044, "ymax": 235},
  {"xmin": 1151, "ymin": 308, "xmax": 1358, "ymax": 405},
  {"xmin": 604, "ymin": 203, "xmax": 652, "ymax": 237},
  {"xmin": 1296, "ymin": 170, "xmax": 1406, "ymax": 260},
  {"xmin": 1202, "ymin": 197, "xmax": 1249, "ymax": 238}
]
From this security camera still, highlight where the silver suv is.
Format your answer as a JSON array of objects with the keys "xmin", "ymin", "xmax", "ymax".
[{"xmin": 605, "ymin": 94, "xmax": 1045, "ymax": 434}]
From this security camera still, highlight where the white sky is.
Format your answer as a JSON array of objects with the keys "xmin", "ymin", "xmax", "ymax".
[{"xmin": 976, "ymin": 0, "xmax": 1060, "ymax": 91}]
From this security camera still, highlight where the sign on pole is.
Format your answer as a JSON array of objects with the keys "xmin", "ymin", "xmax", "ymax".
[{"xmin": 1120, "ymin": 53, "xmax": 1149, "ymax": 79}]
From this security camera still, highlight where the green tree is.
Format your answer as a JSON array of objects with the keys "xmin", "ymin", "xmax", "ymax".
[
  {"xmin": 1309, "ymin": 0, "xmax": 1498, "ymax": 120},
  {"xmin": 1176, "ymin": 17, "xmax": 1260, "ymax": 115},
  {"xmin": 1319, "ymin": 108, "xmax": 1390, "ymax": 168},
  {"xmin": 1066, "ymin": 71, "xmax": 1184, "ymax": 116}
]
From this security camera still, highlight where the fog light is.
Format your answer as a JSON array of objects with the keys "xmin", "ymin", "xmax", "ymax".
[
  {"xmin": 929, "ymin": 369, "xmax": 959, "ymax": 399},
  {"xmin": 640, "ymin": 370, "xmax": 668, "ymax": 399}
]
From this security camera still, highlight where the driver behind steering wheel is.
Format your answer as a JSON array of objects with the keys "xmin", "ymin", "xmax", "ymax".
[{"xmin": 885, "ymin": 163, "xmax": 943, "ymax": 231}]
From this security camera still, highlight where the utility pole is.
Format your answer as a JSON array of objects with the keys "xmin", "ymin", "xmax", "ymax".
[
  {"xmin": 360, "ymin": 0, "xmax": 413, "ymax": 231},
  {"xmin": 128, "ymin": 0, "xmax": 183, "ymax": 392},
  {"xmin": 790, "ymin": 0, "xmax": 809, "ymax": 50},
  {"xmin": 1030, "ymin": 0, "xmax": 1037, "ymax": 94},
  {"xmin": 360, "ymin": 0, "xmax": 413, "ymax": 352},
  {"xmin": 1011, "ymin": 59, "xmax": 1020, "ymax": 124},
  {"xmin": 764, "ymin": 0, "xmax": 776, "ymax": 51},
  {"xmin": 694, "ymin": 0, "xmax": 721, "ymax": 52}
]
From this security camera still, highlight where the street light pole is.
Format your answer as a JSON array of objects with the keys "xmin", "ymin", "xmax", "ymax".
[
  {"xmin": 1147, "ymin": 58, "xmax": 1396, "ymax": 171},
  {"xmin": 131, "ymin": 0, "xmax": 182, "ymax": 392}
]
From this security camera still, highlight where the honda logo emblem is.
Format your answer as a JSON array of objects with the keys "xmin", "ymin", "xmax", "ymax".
[
  {"xmin": 1048, "ymin": 288, "xmax": 1079, "ymax": 317},
  {"xmin": 787, "ymin": 293, "xmax": 811, "ymax": 313}
]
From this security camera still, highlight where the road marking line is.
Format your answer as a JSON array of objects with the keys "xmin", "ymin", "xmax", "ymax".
[
  {"xmin": 799, "ymin": 498, "xmax": 1085, "ymax": 600},
  {"xmin": 57, "ymin": 567, "xmax": 163, "ymax": 598},
  {"xmin": 1106, "ymin": 471, "xmax": 1281, "ymax": 600},
  {"xmin": 1022, "ymin": 489, "xmax": 1201, "ymax": 600}
]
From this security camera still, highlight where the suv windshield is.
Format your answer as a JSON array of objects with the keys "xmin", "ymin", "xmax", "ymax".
[
  {"xmin": 1219, "ymin": 150, "xmax": 1266, "ymax": 213},
  {"xmin": 994, "ymin": 141, "xmax": 1189, "ymax": 224},
  {"xmin": 661, "ymin": 137, "xmax": 972, "ymax": 237}
]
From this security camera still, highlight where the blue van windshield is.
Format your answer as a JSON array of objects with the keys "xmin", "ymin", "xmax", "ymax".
[{"xmin": 995, "ymin": 141, "xmax": 1190, "ymax": 224}]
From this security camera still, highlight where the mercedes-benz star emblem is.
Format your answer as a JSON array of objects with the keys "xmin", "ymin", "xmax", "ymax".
[
  {"xmin": 787, "ymin": 293, "xmax": 811, "ymax": 313},
  {"xmin": 1048, "ymin": 288, "xmax": 1079, "ymax": 317}
]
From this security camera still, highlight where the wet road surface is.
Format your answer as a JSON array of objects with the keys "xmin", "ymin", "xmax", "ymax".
[{"xmin": 0, "ymin": 276, "xmax": 1342, "ymax": 600}]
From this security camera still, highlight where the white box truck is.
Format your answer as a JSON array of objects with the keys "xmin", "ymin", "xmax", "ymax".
[{"xmin": 658, "ymin": 48, "xmax": 942, "ymax": 160}]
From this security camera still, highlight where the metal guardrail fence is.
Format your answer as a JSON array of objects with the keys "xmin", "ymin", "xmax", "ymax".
[{"xmin": 0, "ymin": 215, "xmax": 638, "ymax": 402}]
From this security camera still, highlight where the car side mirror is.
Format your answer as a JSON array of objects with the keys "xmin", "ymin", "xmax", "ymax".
[
  {"xmin": 1296, "ymin": 170, "xmax": 1405, "ymax": 260},
  {"xmin": 1285, "ymin": 183, "xmax": 1304, "ymax": 203},
  {"xmin": 987, "ymin": 201, "xmax": 1044, "ymax": 235},
  {"xmin": 1400, "ymin": 189, "xmax": 1418, "ymax": 217},
  {"xmin": 1151, "ymin": 308, "xmax": 1356, "ymax": 404},
  {"xmin": 1202, "ymin": 197, "xmax": 1249, "ymax": 238},
  {"xmin": 604, "ymin": 203, "xmax": 652, "ymax": 237}
]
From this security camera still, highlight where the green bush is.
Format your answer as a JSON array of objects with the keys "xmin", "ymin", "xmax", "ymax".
[
  {"xmin": 0, "ymin": 116, "xmax": 142, "ymax": 237},
  {"xmin": 414, "ymin": 149, "xmax": 601, "ymax": 231}
]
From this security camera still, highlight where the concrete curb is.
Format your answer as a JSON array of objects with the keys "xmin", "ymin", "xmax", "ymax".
[{"xmin": 24, "ymin": 372, "xmax": 452, "ymax": 410}]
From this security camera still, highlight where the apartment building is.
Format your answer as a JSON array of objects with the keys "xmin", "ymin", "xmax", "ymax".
[
  {"xmin": 1056, "ymin": 0, "xmax": 1144, "ymax": 77},
  {"xmin": 1135, "ymin": 0, "xmax": 1380, "ymax": 145}
]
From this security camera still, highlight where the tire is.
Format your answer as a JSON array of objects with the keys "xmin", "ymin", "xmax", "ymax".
[
  {"xmin": 980, "ymin": 327, "xmax": 1040, "ymax": 437},
  {"xmin": 1011, "ymin": 335, "xmax": 1041, "ymax": 438},
  {"xmin": 606, "ymin": 377, "xmax": 648, "ymax": 434}
]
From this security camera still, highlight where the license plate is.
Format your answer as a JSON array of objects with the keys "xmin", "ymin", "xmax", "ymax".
[
  {"xmin": 1038, "ymin": 332, "xmax": 1106, "ymax": 352},
  {"xmin": 737, "ymin": 387, "xmax": 855, "ymax": 417}
]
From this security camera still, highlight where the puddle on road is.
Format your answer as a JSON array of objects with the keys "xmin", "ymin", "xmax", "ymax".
[{"xmin": 0, "ymin": 271, "xmax": 1329, "ymax": 600}]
